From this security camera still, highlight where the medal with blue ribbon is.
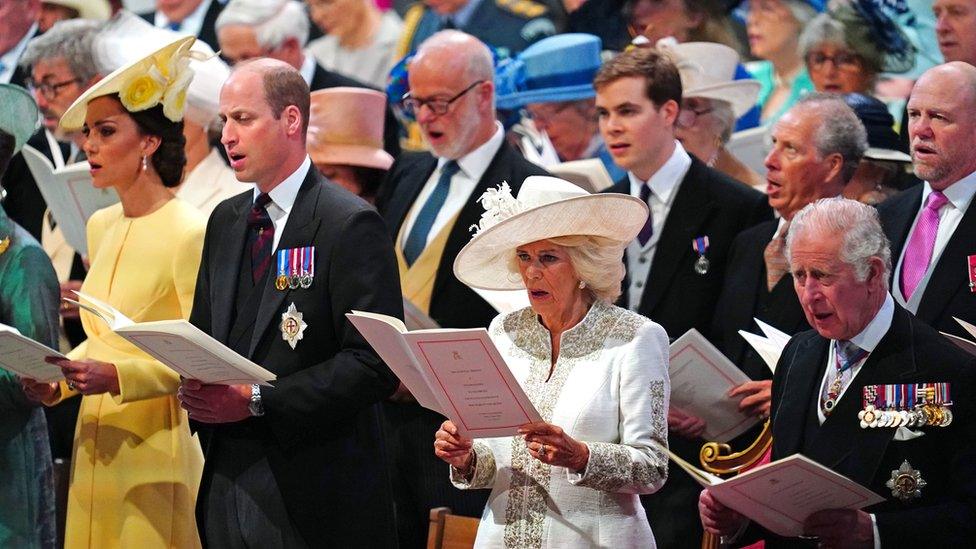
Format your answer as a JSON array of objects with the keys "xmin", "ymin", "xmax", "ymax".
[
  {"xmin": 275, "ymin": 250, "xmax": 289, "ymax": 291},
  {"xmin": 692, "ymin": 236, "xmax": 710, "ymax": 275}
]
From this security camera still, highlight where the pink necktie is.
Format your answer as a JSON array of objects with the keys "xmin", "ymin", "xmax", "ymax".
[{"xmin": 900, "ymin": 191, "xmax": 949, "ymax": 299}]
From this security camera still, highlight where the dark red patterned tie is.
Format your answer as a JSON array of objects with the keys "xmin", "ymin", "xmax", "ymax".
[{"xmin": 248, "ymin": 193, "xmax": 274, "ymax": 284}]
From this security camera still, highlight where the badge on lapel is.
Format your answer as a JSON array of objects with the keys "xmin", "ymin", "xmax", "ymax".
[
  {"xmin": 280, "ymin": 302, "xmax": 307, "ymax": 349},
  {"xmin": 886, "ymin": 460, "xmax": 926, "ymax": 501},
  {"xmin": 275, "ymin": 246, "xmax": 316, "ymax": 291},
  {"xmin": 692, "ymin": 236, "xmax": 710, "ymax": 275}
]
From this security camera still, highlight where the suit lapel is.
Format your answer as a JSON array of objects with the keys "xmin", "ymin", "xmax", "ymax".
[
  {"xmin": 804, "ymin": 307, "xmax": 918, "ymax": 485},
  {"xmin": 773, "ymin": 334, "xmax": 829, "ymax": 458},
  {"xmin": 386, "ymin": 155, "xmax": 438, "ymax": 240},
  {"xmin": 734, "ymin": 221, "xmax": 778, "ymax": 334},
  {"xmin": 248, "ymin": 173, "xmax": 324, "ymax": 357},
  {"xmin": 916, "ymin": 200, "xmax": 976, "ymax": 323},
  {"xmin": 882, "ymin": 187, "xmax": 922, "ymax": 263},
  {"xmin": 605, "ymin": 179, "xmax": 632, "ymax": 306},
  {"xmin": 638, "ymin": 160, "xmax": 715, "ymax": 315},
  {"xmin": 211, "ymin": 195, "xmax": 250, "ymax": 344}
]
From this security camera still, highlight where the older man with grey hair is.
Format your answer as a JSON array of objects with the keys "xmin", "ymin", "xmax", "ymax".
[
  {"xmin": 215, "ymin": 0, "xmax": 400, "ymax": 156},
  {"xmin": 713, "ymin": 94, "xmax": 867, "ymax": 420},
  {"xmin": 701, "ymin": 196, "xmax": 976, "ymax": 547}
]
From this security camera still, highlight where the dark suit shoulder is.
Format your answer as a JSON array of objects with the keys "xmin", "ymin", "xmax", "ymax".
[
  {"xmin": 905, "ymin": 311, "xmax": 976, "ymax": 376},
  {"xmin": 877, "ymin": 183, "xmax": 923, "ymax": 215},
  {"xmin": 687, "ymin": 159, "xmax": 767, "ymax": 206},
  {"xmin": 732, "ymin": 218, "xmax": 778, "ymax": 247}
]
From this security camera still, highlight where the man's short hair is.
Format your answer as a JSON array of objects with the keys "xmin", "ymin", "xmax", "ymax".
[
  {"xmin": 20, "ymin": 19, "xmax": 102, "ymax": 82},
  {"xmin": 215, "ymin": 0, "xmax": 309, "ymax": 50},
  {"xmin": 242, "ymin": 61, "xmax": 310, "ymax": 134},
  {"xmin": 594, "ymin": 47, "xmax": 682, "ymax": 108},
  {"xmin": 793, "ymin": 93, "xmax": 868, "ymax": 184},
  {"xmin": 786, "ymin": 197, "xmax": 892, "ymax": 289}
]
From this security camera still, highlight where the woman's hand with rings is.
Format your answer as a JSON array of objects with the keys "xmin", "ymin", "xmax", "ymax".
[
  {"xmin": 44, "ymin": 356, "xmax": 120, "ymax": 396},
  {"xmin": 434, "ymin": 420, "xmax": 475, "ymax": 474},
  {"xmin": 519, "ymin": 421, "xmax": 590, "ymax": 471}
]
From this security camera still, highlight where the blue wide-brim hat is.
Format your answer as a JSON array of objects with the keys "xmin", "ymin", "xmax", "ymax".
[
  {"xmin": 0, "ymin": 84, "xmax": 40, "ymax": 155},
  {"xmin": 495, "ymin": 33, "xmax": 602, "ymax": 111}
]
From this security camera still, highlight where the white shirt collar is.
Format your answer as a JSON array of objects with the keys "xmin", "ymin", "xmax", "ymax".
[
  {"xmin": 921, "ymin": 169, "xmax": 976, "ymax": 213},
  {"xmin": 155, "ymin": 0, "xmax": 212, "ymax": 36},
  {"xmin": 438, "ymin": 122, "xmax": 505, "ymax": 181},
  {"xmin": 300, "ymin": 54, "xmax": 316, "ymax": 87},
  {"xmin": 848, "ymin": 293, "xmax": 895, "ymax": 353},
  {"xmin": 254, "ymin": 156, "xmax": 311, "ymax": 214},
  {"xmin": 0, "ymin": 23, "xmax": 37, "ymax": 84},
  {"xmin": 627, "ymin": 140, "xmax": 691, "ymax": 204}
]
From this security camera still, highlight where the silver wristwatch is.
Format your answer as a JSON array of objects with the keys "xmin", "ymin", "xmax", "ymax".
[{"xmin": 248, "ymin": 384, "xmax": 265, "ymax": 417}]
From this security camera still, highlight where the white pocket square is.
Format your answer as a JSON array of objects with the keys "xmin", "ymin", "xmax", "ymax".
[{"xmin": 893, "ymin": 426, "xmax": 925, "ymax": 441}]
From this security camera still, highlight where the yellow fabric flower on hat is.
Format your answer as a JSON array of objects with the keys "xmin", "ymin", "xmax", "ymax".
[
  {"xmin": 119, "ymin": 70, "xmax": 165, "ymax": 113},
  {"xmin": 162, "ymin": 62, "xmax": 194, "ymax": 122}
]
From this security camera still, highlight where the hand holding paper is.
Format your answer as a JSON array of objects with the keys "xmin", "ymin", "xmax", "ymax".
[{"xmin": 0, "ymin": 323, "xmax": 67, "ymax": 383}]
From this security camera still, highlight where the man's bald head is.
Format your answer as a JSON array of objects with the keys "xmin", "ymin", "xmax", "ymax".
[
  {"xmin": 412, "ymin": 30, "xmax": 494, "ymax": 88},
  {"xmin": 231, "ymin": 58, "xmax": 310, "ymax": 134},
  {"xmin": 907, "ymin": 62, "xmax": 976, "ymax": 190}
]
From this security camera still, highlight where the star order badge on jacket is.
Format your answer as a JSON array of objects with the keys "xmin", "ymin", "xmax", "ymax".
[
  {"xmin": 886, "ymin": 460, "xmax": 925, "ymax": 501},
  {"xmin": 280, "ymin": 302, "xmax": 307, "ymax": 349}
]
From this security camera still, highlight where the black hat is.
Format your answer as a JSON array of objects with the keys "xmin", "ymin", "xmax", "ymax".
[{"xmin": 843, "ymin": 93, "xmax": 911, "ymax": 163}]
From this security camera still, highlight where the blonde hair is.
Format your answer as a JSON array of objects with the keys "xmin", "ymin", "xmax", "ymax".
[{"xmin": 505, "ymin": 235, "xmax": 627, "ymax": 304}]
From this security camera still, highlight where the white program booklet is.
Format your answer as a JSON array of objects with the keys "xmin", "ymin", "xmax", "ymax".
[
  {"xmin": 347, "ymin": 310, "xmax": 543, "ymax": 438},
  {"xmin": 69, "ymin": 291, "xmax": 276, "ymax": 386},
  {"xmin": 0, "ymin": 323, "xmax": 67, "ymax": 382},
  {"xmin": 669, "ymin": 329, "xmax": 759, "ymax": 442},
  {"xmin": 944, "ymin": 317, "xmax": 976, "ymax": 356},
  {"xmin": 666, "ymin": 447, "xmax": 885, "ymax": 538},
  {"xmin": 738, "ymin": 318, "xmax": 790, "ymax": 374},
  {"xmin": 21, "ymin": 144, "xmax": 120, "ymax": 256}
]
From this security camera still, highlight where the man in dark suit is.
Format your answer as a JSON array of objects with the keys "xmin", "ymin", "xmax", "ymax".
[
  {"xmin": 714, "ymin": 94, "xmax": 867, "ymax": 415},
  {"xmin": 701, "ymin": 197, "xmax": 976, "ymax": 547},
  {"xmin": 878, "ymin": 62, "xmax": 976, "ymax": 341},
  {"xmin": 139, "ymin": 0, "xmax": 224, "ymax": 52},
  {"xmin": 594, "ymin": 45, "xmax": 771, "ymax": 549},
  {"xmin": 178, "ymin": 59, "xmax": 402, "ymax": 548},
  {"xmin": 215, "ymin": 0, "xmax": 400, "ymax": 158},
  {"xmin": 379, "ymin": 30, "xmax": 548, "ymax": 548}
]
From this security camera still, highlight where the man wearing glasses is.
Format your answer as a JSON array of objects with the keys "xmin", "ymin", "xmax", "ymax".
[
  {"xmin": 596, "ymin": 45, "xmax": 771, "ymax": 549},
  {"xmin": 378, "ymin": 29, "xmax": 547, "ymax": 549}
]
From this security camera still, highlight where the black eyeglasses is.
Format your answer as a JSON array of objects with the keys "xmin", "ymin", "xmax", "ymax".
[
  {"xmin": 26, "ymin": 77, "xmax": 83, "ymax": 101},
  {"xmin": 676, "ymin": 106, "xmax": 715, "ymax": 129},
  {"xmin": 401, "ymin": 80, "xmax": 485, "ymax": 117},
  {"xmin": 806, "ymin": 51, "xmax": 863, "ymax": 72}
]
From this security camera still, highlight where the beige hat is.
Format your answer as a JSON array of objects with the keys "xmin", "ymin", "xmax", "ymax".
[
  {"xmin": 307, "ymin": 87, "xmax": 393, "ymax": 170},
  {"xmin": 453, "ymin": 176, "xmax": 648, "ymax": 291},
  {"xmin": 657, "ymin": 39, "xmax": 760, "ymax": 118},
  {"xmin": 44, "ymin": 0, "xmax": 112, "ymax": 20},
  {"xmin": 0, "ymin": 84, "xmax": 40, "ymax": 155},
  {"xmin": 60, "ymin": 35, "xmax": 196, "ymax": 130}
]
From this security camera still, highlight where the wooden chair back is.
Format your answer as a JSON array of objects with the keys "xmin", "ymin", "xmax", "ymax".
[{"xmin": 426, "ymin": 507, "xmax": 479, "ymax": 549}]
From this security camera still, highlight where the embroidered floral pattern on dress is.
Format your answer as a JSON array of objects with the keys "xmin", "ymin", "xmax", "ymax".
[
  {"xmin": 498, "ymin": 301, "xmax": 653, "ymax": 548},
  {"xmin": 450, "ymin": 441, "xmax": 497, "ymax": 489}
]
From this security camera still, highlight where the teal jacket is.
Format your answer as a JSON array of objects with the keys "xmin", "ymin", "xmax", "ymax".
[{"xmin": 0, "ymin": 205, "xmax": 59, "ymax": 549}]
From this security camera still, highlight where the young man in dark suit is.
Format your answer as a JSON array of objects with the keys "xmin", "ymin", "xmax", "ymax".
[
  {"xmin": 379, "ymin": 30, "xmax": 548, "ymax": 548},
  {"xmin": 713, "ymin": 94, "xmax": 867, "ymax": 414},
  {"xmin": 878, "ymin": 62, "xmax": 976, "ymax": 341},
  {"xmin": 595, "ymin": 45, "xmax": 772, "ymax": 549},
  {"xmin": 701, "ymin": 197, "xmax": 976, "ymax": 547},
  {"xmin": 179, "ymin": 59, "xmax": 402, "ymax": 548}
]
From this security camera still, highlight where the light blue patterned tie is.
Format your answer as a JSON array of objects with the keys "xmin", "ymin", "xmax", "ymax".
[{"xmin": 403, "ymin": 160, "xmax": 460, "ymax": 266}]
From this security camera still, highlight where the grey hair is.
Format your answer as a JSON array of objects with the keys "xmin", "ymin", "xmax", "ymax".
[
  {"xmin": 416, "ymin": 30, "xmax": 494, "ymax": 82},
  {"xmin": 216, "ymin": 0, "xmax": 309, "ymax": 50},
  {"xmin": 793, "ymin": 93, "xmax": 867, "ymax": 183},
  {"xmin": 784, "ymin": 0, "xmax": 818, "ymax": 27},
  {"xmin": 20, "ymin": 19, "xmax": 103, "ymax": 82},
  {"xmin": 711, "ymin": 99, "xmax": 736, "ymax": 143},
  {"xmin": 785, "ymin": 197, "xmax": 891, "ymax": 289},
  {"xmin": 505, "ymin": 235, "xmax": 626, "ymax": 304},
  {"xmin": 799, "ymin": 12, "xmax": 883, "ymax": 74}
]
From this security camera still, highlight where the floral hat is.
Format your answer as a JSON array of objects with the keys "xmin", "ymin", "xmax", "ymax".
[
  {"xmin": 453, "ymin": 176, "xmax": 648, "ymax": 290},
  {"xmin": 60, "ymin": 35, "xmax": 197, "ymax": 130}
]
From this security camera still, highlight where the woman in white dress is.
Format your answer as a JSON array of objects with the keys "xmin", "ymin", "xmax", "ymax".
[{"xmin": 435, "ymin": 176, "xmax": 671, "ymax": 548}]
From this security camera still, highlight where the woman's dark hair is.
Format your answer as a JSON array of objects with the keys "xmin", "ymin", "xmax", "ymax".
[
  {"xmin": 114, "ymin": 95, "xmax": 187, "ymax": 187},
  {"xmin": 351, "ymin": 166, "xmax": 388, "ymax": 201}
]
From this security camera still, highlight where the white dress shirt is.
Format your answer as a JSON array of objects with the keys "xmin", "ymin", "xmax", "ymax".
[
  {"xmin": 399, "ymin": 123, "xmax": 505, "ymax": 251},
  {"xmin": 252, "ymin": 156, "xmax": 311, "ymax": 253},
  {"xmin": 299, "ymin": 53, "xmax": 316, "ymax": 87},
  {"xmin": 625, "ymin": 141, "xmax": 692, "ymax": 310},
  {"xmin": 892, "ymin": 171, "xmax": 976, "ymax": 312},
  {"xmin": 154, "ymin": 0, "xmax": 212, "ymax": 36}
]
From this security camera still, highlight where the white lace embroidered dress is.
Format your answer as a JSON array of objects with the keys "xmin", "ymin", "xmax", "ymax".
[{"xmin": 451, "ymin": 300, "xmax": 671, "ymax": 548}]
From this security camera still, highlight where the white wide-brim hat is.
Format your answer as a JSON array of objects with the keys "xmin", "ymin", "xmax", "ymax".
[
  {"xmin": 658, "ymin": 40, "xmax": 760, "ymax": 118},
  {"xmin": 60, "ymin": 35, "xmax": 196, "ymax": 130},
  {"xmin": 453, "ymin": 176, "xmax": 648, "ymax": 291},
  {"xmin": 44, "ymin": 0, "xmax": 112, "ymax": 20}
]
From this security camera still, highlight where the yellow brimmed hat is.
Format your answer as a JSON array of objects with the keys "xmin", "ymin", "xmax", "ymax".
[{"xmin": 60, "ymin": 35, "xmax": 196, "ymax": 130}]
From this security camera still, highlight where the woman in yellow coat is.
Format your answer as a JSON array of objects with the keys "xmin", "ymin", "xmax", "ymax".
[{"xmin": 22, "ymin": 37, "xmax": 207, "ymax": 548}]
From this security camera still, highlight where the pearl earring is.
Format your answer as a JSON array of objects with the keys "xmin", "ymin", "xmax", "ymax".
[
  {"xmin": 141, "ymin": 155, "xmax": 148, "ymax": 172},
  {"xmin": 578, "ymin": 280, "xmax": 586, "ymax": 290}
]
